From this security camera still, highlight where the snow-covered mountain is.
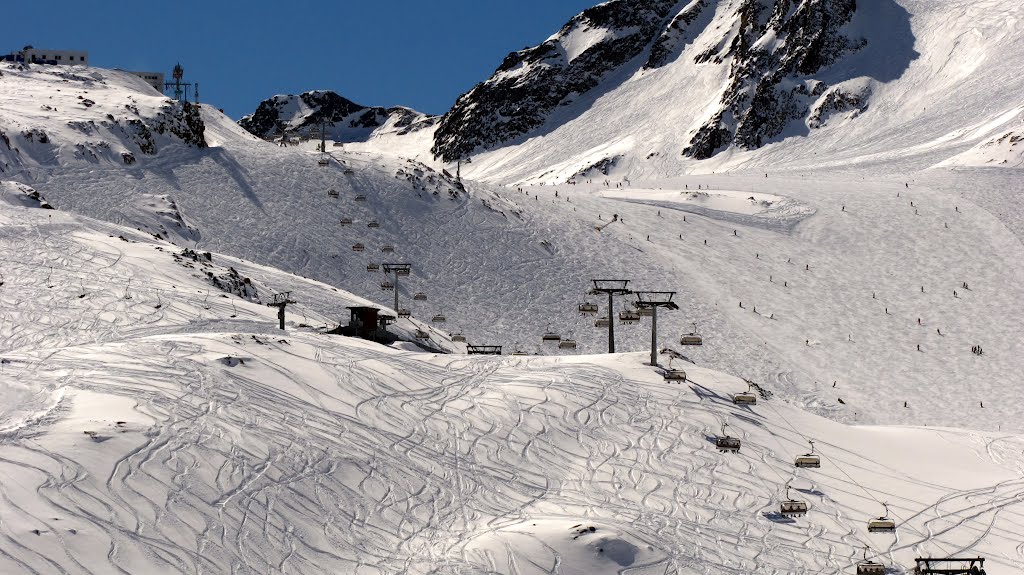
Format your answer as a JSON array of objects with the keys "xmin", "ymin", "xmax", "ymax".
[
  {"xmin": 238, "ymin": 90, "xmax": 437, "ymax": 144},
  {"xmin": 0, "ymin": 66, "xmax": 206, "ymax": 175},
  {"xmin": 5, "ymin": 59, "xmax": 1024, "ymax": 435},
  {"xmin": 427, "ymin": 0, "xmax": 1024, "ymax": 185},
  {"xmin": 3, "ymin": 1, "xmax": 1024, "ymax": 569}
]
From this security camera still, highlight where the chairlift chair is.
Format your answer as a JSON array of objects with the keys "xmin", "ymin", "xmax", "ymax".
[
  {"xmin": 432, "ymin": 314, "xmax": 446, "ymax": 323},
  {"xmin": 343, "ymin": 168, "xmax": 355, "ymax": 175},
  {"xmin": 637, "ymin": 306, "xmax": 655, "ymax": 317},
  {"xmin": 867, "ymin": 503, "xmax": 896, "ymax": 533},
  {"xmin": 680, "ymin": 323, "xmax": 703, "ymax": 346},
  {"xmin": 327, "ymin": 189, "xmax": 339, "ymax": 198},
  {"xmin": 380, "ymin": 281, "xmax": 394, "ymax": 291},
  {"xmin": 414, "ymin": 329, "xmax": 429, "ymax": 340},
  {"xmin": 340, "ymin": 218, "xmax": 353, "ymax": 226},
  {"xmin": 367, "ymin": 263, "xmax": 380, "ymax": 272},
  {"xmin": 856, "ymin": 547, "xmax": 886, "ymax": 575},
  {"xmin": 541, "ymin": 332, "xmax": 561, "ymax": 343},
  {"xmin": 619, "ymin": 310, "xmax": 641, "ymax": 324},
  {"xmin": 780, "ymin": 485, "xmax": 809, "ymax": 517},
  {"xmin": 380, "ymin": 245, "xmax": 395, "ymax": 253},
  {"xmin": 354, "ymin": 194, "xmax": 367, "ymax": 202},
  {"xmin": 733, "ymin": 381, "xmax": 758, "ymax": 405},
  {"xmin": 715, "ymin": 424, "xmax": 741, "ymax": 453},
  {"xmin": 558, "ymin": 339, "xmax": 578, "ymax": 350},
  {"xmin": 352, "ymin": 243, "xmax": 365, "ymax": 252},
  {"xmin": 794, "ymin": 440, "xmax": 821, "ymax": 468},
  {"xmin": 395, "ymin": 267, "xmax": 410, "ymax": 276},
  {"xmin": 414, "ymin": 292, "xmax": 427, "ymax": 301},
  {"xmin": 663, "ymin": 368, "xmax": 687, "ymax": 381},
  {"xmin": 318, "ymin": 157, "xmax": 329, "ymax": 167},
  {"xmin": 367, "ymin": 220, "xmax": 380, "ymax": 228},
  {"xmin": 595, "ymin": 316, "xmax": 611, "ymax": 328},
  {"xmin": 452, "ymin": 333, "xmax": 467, "ymax": 343},
  {"xmin": 578, "ymin": 302, "xmax": 599, "ymax": 315},
  {"xmin": 397, "ymin": 308, "xmax": 411, "ymax": 318}
]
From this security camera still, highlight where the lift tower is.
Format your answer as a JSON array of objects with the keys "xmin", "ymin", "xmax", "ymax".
[
  {"xmin": 589, "ymin": 279, "xmax": 632, "ymax": 353},
  {"xmin": 634, "ymin": 291, "xmax": 679, "ymax": 366}
]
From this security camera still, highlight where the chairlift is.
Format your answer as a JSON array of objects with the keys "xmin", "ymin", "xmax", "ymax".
[
  {"xmin": 578, "ymin": 302, "xmax": 599, "ymax": 315},
  {"xmin": 397, "ymin": 308, "xmax": 411, "ymax": 318},
  {"xmin": 637, "ymin": 305, "xmax": 655, "ymax": 317},
  {"xmin": 380, "ymin": 281, "xmax": 394, "ymax": 291},
  {"xmin": 780, "ymin": 484, "xmax": 809, "ymax": 517},
  {"xmin": 432, "ymin": 314, "xmax": 446, "ymax": 323},
  {"xmin": 856, "ymin": 547, "xmax": 886, "ymax": 575},
  {"xmin": 663, "ymin": 368, "xmax": 687, "ymax": 381},
  {"xmin": 352, "ymin": 243, "xmax": 365, "ymax": 252},
  {"xmin": 327, "ymin": 189, "xmax": 339, "ymax": 198},
  {"xmin": 414, "ymin": 292, "xmax": 427, "ymax": 301},
  {"xmin": 415, "ymin": 329, "xmax": 429, "ymax": 340},
  {"xmin": 354, "ymin": 194, "xmax": 367, "ymax": 202},
  {"xmin": 367, "ymin": 220, "xmax": 380, "ymax": 228},
  {"xmin": 541, "ymin": 332, "xmax": 561, "ymax": 343},
  {"xmin": 340, "ymin": 218, "xmax": 353, "ymax": 226},
  {"xmin": 619, "ymin": 310, "xmax": 641, "ymax": 324},
  {"xmin": 380, "ymin": 245, "xmax": 395, "ymax": 253},
  {"xmin": 452, "ymin": 333, "xmax": 467, "ymax": 343},
  {"xmin": 715, "ymin": 424, "xmax": 741, "ymax": 453},
  {"xmin": 595, "ymin": 316, "xmax": 611, "ymax": 328},
  {"xmin": 680, "ymin": 323, "xmax": 703, "ymax": 346},
  {"xmin": 559, "ymin": 339, "xmax": 578, "ymax": 350},
  {"xmin": 794, "ymin": 440, "xmax": 821, "ymax": 468},
  {"xmin": 867, "ymin": 503, "xmax": 896, "ymax": 533},
  {"xmin": 367, "ymin": 263, "xmax": 380, "ymax": 272},
  {"xmin": 343, "ymin": 168, "xmax": 355, "ymax": 175},
  {"xmin": 733, "ymin": 381, "xmax": 757, "ymax": 405}
]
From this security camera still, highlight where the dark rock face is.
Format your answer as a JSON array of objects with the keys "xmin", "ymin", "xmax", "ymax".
[
  {"xmin": 238, "ymin": 91, "xmax": 434, "ymax": 141},
  {"xmin": 433, "ymin": 0, "xmax": 876, "ymax": 162},
  {"xmin": 133, "ymin": 101, "xmax": 208, "ymax": 152},
  {"xmin": 684, "ymin": 0, "xmax": 864, "ymax": 158},
  {"xmin": 433, "ymin": 0, "xmax": 682, "ymax": 162}
]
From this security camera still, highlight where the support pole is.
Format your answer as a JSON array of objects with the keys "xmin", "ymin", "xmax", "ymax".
[
  {"xmin": 650, "ymin": 305, "xmax": 658, "ymax": 367},
  {"xmin": 393, "ymin": 269, "xmax": 399, "ymax": 314},
  {"xmin": 608, "ymin": 291, "xmax": 615, "ymax": 353},
  {"xmin": 267, "ymin": 292, "xmax": 296, "ymax": 331}
]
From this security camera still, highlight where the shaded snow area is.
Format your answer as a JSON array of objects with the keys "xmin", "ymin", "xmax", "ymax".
[{"xmin": 1, "ymin": 202, "xmax": 1022, "ymax": 573}]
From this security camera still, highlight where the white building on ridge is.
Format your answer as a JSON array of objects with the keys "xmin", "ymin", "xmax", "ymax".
[
  {"xmin": 126, "ymin": 71, "xmax": 165, "ymax": 94},
  {"xmin": 21, "ymin": 47, "xmax": 88, "ymax": 65}
]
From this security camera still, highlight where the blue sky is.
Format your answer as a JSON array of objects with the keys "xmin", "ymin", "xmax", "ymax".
[{"xmin": 4, "ymin": 0, "xmax": 597, "ymax": 119}]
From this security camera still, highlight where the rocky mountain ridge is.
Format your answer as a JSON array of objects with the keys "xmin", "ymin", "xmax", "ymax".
[
  {"xmin": 430, "ymin": 0, "xmax": 881, "ymax": 162},
  {"xmin": 238, "ymin": 90, "xmax": 436, "ymax": 143}
]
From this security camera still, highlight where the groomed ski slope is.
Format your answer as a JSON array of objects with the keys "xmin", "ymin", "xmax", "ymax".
[{"xmin": 0, "ymin": 200, "xmax": 1023, "ymax": 574}]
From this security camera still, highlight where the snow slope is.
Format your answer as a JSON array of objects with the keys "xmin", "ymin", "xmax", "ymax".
[
  {"xmin": 4, "ymin": 63, "xmax": 1024, "ymax": 435},
  {"xmin": 1, "ymin": 199, "xmax": 1023, "ymax": 574},
  {"xmin": 442, "ymin": 0, "xmax": 1024, "ymax": 185}
]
